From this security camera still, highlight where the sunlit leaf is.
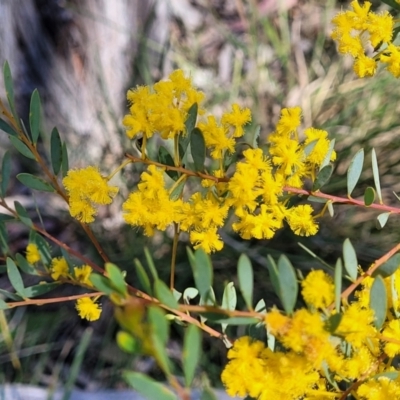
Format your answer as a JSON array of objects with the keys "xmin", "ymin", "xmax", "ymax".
[
  {"xmin": 7, "ymin": 257, "xmax": 25, "ymax": 297},
  {"xmin": 221, "ymin": 282, "xmax": 237, "ymax": 332},
  {"xmin": 371, "ymin": 148, "xmax": 382, "ymax": 204},
  {"xmin": 347, "ymin": 148, "xmax": 364, "ymax": 197},
  {"xmin": 154, "ymin": 279, "xmax": 179, "ymax": 309},
  {"xmin": 277, "ymin": 255, "xmax": 298, "ymax": 315},
  {"xmin": 343, "ymin": 238, "xmax": 358, "ymax": 281},
  {"xmin": 370, "ymin": 276, "xmax": 387, "ymax": 329},
  {"xmin": 237, "ymin": 254, "xmax": 253, "ymax": 310},
  {"xmin": 376, "ymin": 212, "xmax": 390, "ymax": 229},
  {"xmin": 105, "ymin": 263, "xmax": 127, "ymax": 297}
]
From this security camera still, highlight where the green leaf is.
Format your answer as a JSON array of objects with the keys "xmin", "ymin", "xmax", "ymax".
[
  {"xmin": 237, "ymin": 254, "xmax": 253, "ymax": 310},
  {"xmin": 347, "ymin": 148, "xmax": 364, "ymax": 197},
  {"xmin": 15, "ymin": 253, "xmax": 39, "ymax": 275},
  {"xmin": 376, "ymin": 212, "xmax": 390, "ymax": 229},
  {"xmin": 370, "ymin": 276, "xmax": 387, "ymax": 329},
  {"xmin": 334, "ymin": 258, "xmax": 342, "ymax": 312},
  {"xmin": 364, "ymin": 186, "xmax": 375, "ymax": 206},
  {"xmin": 32, "ymin": 232, "xmax": 52, "ymax": 265},
  {"xmin": 14, "ymin": 201, "xmax": 33, "ymax": 228},
  {"xmin": 199, "ymin": 287, "xmax": 216, "ymax": 323},
  {"xmin": 371, "ymin": 148, "xmax": 382, "ymax": 204},
  {"xmin": 3, "ymin": 61, "xmax": 19, "ymax": 124},
  {"xmin": 90, "ymin": 274, "xmax": 115, "ymax": 296},
  {"xmin": 24, "ymin": 282, "xmax": 60, "ymax": 298},
  {"xmin": 372, "ymin": 371, "xmax": 400, "ymax": 381},
  {"xmin": 134, "ymin": 259, "xmax": 152, "ymax": 295},
  {"xmin": 169, "ymin": 178, "xmax": 186, "ymax": 201},
  {"xmin": 158, "ymin": 146, "xmax": 178, "ymax": 181},
  {"xmin": 144, "ymin": 247, "xmax": 158, "ymax": 280},
  {"xmin": 0, "ymin": 118, "xmax": 18, "ymax": 137},
  {"xmin": 183, "ymin": 324, "xmax": 201, "ymax": 387},
  {"xmin": 183, "ymin": 287, "xmax": 198, "ymax": 303},
  {"xmin": 0, "ymin": 298, "xmax": 9, "ymax": 310},
  {"xmin": 123, "ymin": 372, "xmax": 177, "ymax": 400},
  {"xmin": 117, "ymin": 331, "xmax": 137, "ymax": 354},
  {"xmin": 266, "ymin": 255, "xmax": 280, "ymax": 297},
  {"xmin": 29, "ymin": 89, "xmax": 42, "ymax": 143},
  {"xmin": 0, "ymin": 222, "xmax": 9, "ymax": 255},
  {"xmin": 221, "ymin": 282, "xmax": 237, "ymax": 333},
  {"xmin": 1, "ymin": 151, "xmax": 11, "ymax": 198},
  {"xmin": 255, "ymin": 298, "xmax": 266, "ymax": 313},
  {"xmin": 343, "ymin": 238, "xmax": 358, "ymax": 281},
  {"xmin": 190, "ymin": 128, "xmax": 206, "ymax": 172},
  {"xmin": 303, "ymin": 139, "xmax": 319, "ymax": 157},
  {"xmin": 325, "ymin": 313, "xmax": 342, "ymax": 333},
  {"xmin": 327, "ymin": 201, "xmax": 334, "ymax": 217},
  {"xmin": 188, "ymin": 248, "xmax": 213, "ymax": 301},
  {"xmin": 61, "ymin": 142, "xmax": 69, "ymax": 177},
  {"xmin": 180, "ymin": 103, "xmax": 198, "ymax": 159},
  {"xmin": 0, "ymin": 214, "xmax": 15, "ymax": 222},
  {"xmin": 50, "ymin": 127, "xmax": 62, "ymax": 175},
  {"xmin": 320, "ymin": 139, "xmax": 336, "ymax": 170},
  {"xmin": 210, "ymin": 316, "xmax": 259, "ymax": 325},
  {"xmin": 277, "ymin": 255, "xmax": 298, "ymax": 315},
  {"xmin": 7, "ymin": 257, "xmax": 25, "ymax": 296},
  {"xmin": 297, "ymin": 242, "xmax": 334, "ymax": 271},
  {"xmin": 381, "ymin": 0, "xmax": 400, "ymax": 11},
  {"xmin": 17, "ymin": 173, "xmax": 54, "ymax": 192},
  {"xmin": 9, "ymin": 136, "xmax": 36, "ymax": 160},
  {"xmin": 148, "ymin": 307, "xmax": 172, "ymax": 375},
  {"xmin": 372, "ymin": 254, "xmax": 400, "ymax": 279},
  {"xmin": 105, "ymin": 263, "xmax": 127, "ymax": 297},
  {"xmin": 312, "ymin": 164, "xmax": 333, "ymax": 192},
  {"xmin": 200, "ymin": 387, "xmax": 218, "ymax": 400},
  {"xmin": 154, "ymin": 279, "xmax": 179, "ymax": 309}
]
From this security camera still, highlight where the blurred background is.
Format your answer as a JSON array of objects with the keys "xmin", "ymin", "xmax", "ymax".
[{"xmin": 1, "ymin": 0, "xmax": 400, "ymax": 395}]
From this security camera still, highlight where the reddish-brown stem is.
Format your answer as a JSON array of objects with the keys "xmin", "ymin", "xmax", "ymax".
[{"xmin": 125, "ymin": 153, "xmax": 229, "ymax": 183}]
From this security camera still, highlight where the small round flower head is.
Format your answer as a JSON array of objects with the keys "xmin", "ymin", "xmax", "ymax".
[
  {"xmin": 26, "ymin": 243, "xmax": 40, "ymax": 264},
  {"xmin": 301, "ymin": 270, "xmax": 335, "ymax": 309},
  {"xmin": 75, "ymin": 297, "xmax": 101, "ymax": 321},
  {"xmin": 286, "ymin": 204, "xmax": 318, "ymax": 236},
  {"xmin": 50, "ymin": 257, "xmax": 69, "ymax": 280},
  {"xmin": 73, "ymin": 265, "xmax": 93, "ymax": 287}
]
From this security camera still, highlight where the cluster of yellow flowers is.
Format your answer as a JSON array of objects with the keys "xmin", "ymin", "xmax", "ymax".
[
  {"xmin": 121, "ymin": 72, "xmax": 336, "ymax": 252},
  {"xmin": 331, "ymin": 0, "xmax": 399, "ymax": 78},
  {"xmin": 61, "ymin": 70, "xmax": 336, "ymax": 253},
  {"xmin": 25, "ymin": 243, "xmax": 101, "ymax": 321},
  {"xmin": 222, "ymin": 269, "xmax": 400, "ymax": 399}
]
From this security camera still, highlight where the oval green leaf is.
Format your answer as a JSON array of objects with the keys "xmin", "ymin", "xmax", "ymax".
[
  {"xmin": 154, "ymin": 279, "xmax": 179, "ymax": 310},
  {"xmin": 15, "ymin": 253, "xmax": 39, "ymax": 275},
  {"xmin": 0, "ymin": 118, "xmax": 18, "ymax": 137},
  {"xmin": 158, "ymin": 146, "xmax": 178, "ymax": 181},
  {"xmin": 343, "ymin": 238, "xmax": 358, "ymax": 281},
  {"xmin": 90, "ymin": 274, "xmax": 115, "ymax": 296},
  {"xmin": 370, "ymin": 275, "xmax": 387, "ymax": 329},
  {"xmin": 1, "ymin": 150, "xmax": 11, "ymax": 198},
  {"xmin": 312, "ymin": 164, "xmax": 333, "ymax": 192},
  {"xmin": 14, "ymin": 201, "xmax": 33, "ymax": 228},
  {"xmin": 7, "ymin": 257, "xmax": 25, "ymax": 297},
  {"xmin": 61, "ymin": 142, "xmax": 69, "ymax": 177},
  {"xmin": 376, "ymin": 212, "xmax": 390, "ymax": 229},
  {"xmin": 50, "ymin": 127, "xmax": 62, "ymax": 175},
  {"xmin": 237, "ymin": 254, "xmax": 253, "ymax": 310},
  {"xmin": 334, "ymin": 258, "xmax": 342, "ymax": 312},
  {"xmin": 372, "ymin": 253, "xmax": 400, "ymax": 278},
  {"xmin": 347, "ymin": 148, "xmax": 364, "ymax": 197},
  {"xmin": 187, "ymin": 247, "xmax": 213, "ymax": 301},
  {"xmin": 266, "ymin": 255, "xmax": 280, "ymax": 298},
  {"xmin": 221, "ymin": 282, "xmax": 237, "ymax": 332},
  {"xmin": 117, "ymin": 331, "xmax": 137, "ymax": 354},
  {"xmin": 364, "ymin": 186, "xmax": 375, "ymax": 206},
  {"xmin": 24, "ymin": 282, "xmax": 60, "ymax": 298},
  {"xmin": 371, "ymin": 148, "xmax": 382, "ymax": 204},
  {"xmin": 277, "ymin": 255, "xmax": 298, "ymax": 315},
  {"xmin": 134, "ymin": 258, "xmax": 152, "ymax": 295},
  {"xmin": 17, "ymin": 173, "xmax": 54, "ymax": 192},
  {"xmin": 183, "ymin": 324, "xmax": 201, "ymax": 387},
  {"xmin": 9, "ymin": 136, "xmax": 36, "ymax": 160},
  {"xmin": 3, "ymin": 61, "xmax": 19, "ymax": 124},
  {"xmin": 105, "ymin": 263, "xmax": 127, "ymax": 297},
  {"xmin": 123, "ymin": 372, "xmax": 176, "ymax": 400},
  {"xmin": 190, "ymin": 127, "xmax": 206, "ymax": 172},
  {"xmin": 29, "ymin": 89, "xmax": 42, "ymax": 143},
  {"xmin": 144, "ymin": 247, "xmax": 158, "ymax": 280}
]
